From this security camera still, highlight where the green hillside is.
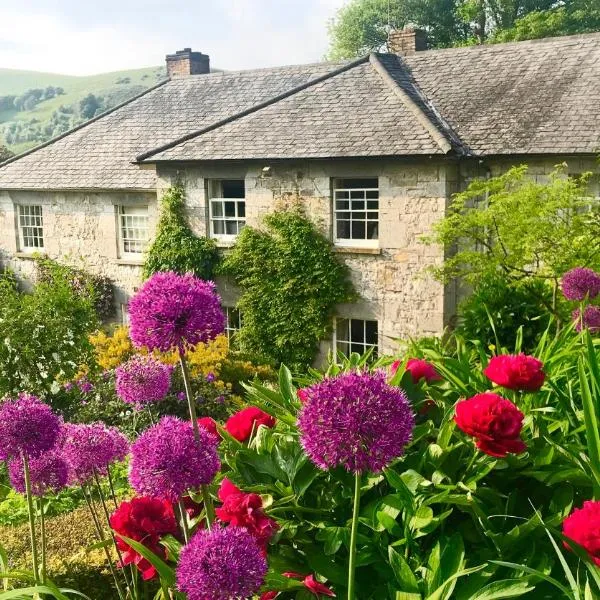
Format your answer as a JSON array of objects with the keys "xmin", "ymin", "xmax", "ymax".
[{"xmin": 0, "ymin": 65, "xmax": 166, "ymax": 155}]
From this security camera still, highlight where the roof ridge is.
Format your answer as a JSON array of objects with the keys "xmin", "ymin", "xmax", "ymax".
[
  {"xmin": 136, "ymin": 55, "xmax": 370, "ymax": 162},
  {"xmin": 0, "ymin": 78, "xmax": 170, "ymax": 169},
  {"xmin": 368, "ymin": 53, "xmax": 462, "ymax": 155}
]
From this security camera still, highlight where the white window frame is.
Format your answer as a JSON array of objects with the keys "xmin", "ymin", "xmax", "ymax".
[
  {"xmin": 17, "ymin": 204, "xmax": 44, "ymax": 252},
  {"xmin": 333, "ymin": 179, "xmax": 379, "ymax": 248},
  {"xmin": 120, "ymin": 303, "xmax": 130, "ymax": 325},
  {"xmin": 117, "ymin": 205, "xmax": 149, "ymax": 258},
  {"xmin": 208, "ymin": 180, "xmax": 246, "ymax": 243},
  {"xmin": 333, "ymin": 317, "xmax": 379, "ymax": 357},
  {"xmin": 224, "ymin": 306, "xmax": 242, "ymax": 342}
]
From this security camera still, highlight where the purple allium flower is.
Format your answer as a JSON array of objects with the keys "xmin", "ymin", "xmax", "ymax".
[
  {"xmin": 205, "ymin": 372, "xmax": 215, "ymax": 383},
  {"xmin": 176, "ymin": 526, "xmax": 267, "ymax": 600},
  {"xmin": 562, "ymin": 267, "xmax": 600, "ymax": 301},
  {"xmin": 297, "ymin": 371, "xmax": 415, "ymax": 473},
  {"xmin": 573, "ymin": 305, "xmax": 600, "ymax": 333},
  {"xmin": 0, "ymin": 394, "xmax": 62, "ymax": 460},
  {"xmin": 128, "ymin": 272, "xmax": 225, "ymax": 353},
  {"xmin": 129, "ymin": 416, "xmax": 220, "ymax": 502},
  {"xmin": 61, "ymin": 422, "xmax": 129, "ymax": 484},
  {"xmin": 8, "ymin": 451, "xmax": 69, "ymax": 496},
  {"xmin": 115, "ymin": 355, "xmax": 171, "ymax": 408},
  {"xmin": 176, "ymin": 391, "xmax": 186, "ymax": 402}
]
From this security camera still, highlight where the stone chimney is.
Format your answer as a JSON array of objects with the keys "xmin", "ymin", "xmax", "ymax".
[
  {"xmin": 166, "ymin": 48, "xmax": 210, "ymax": 77},
  {"xmin": 388, "ymin": 28, "xmax": 428, "ymax": 56}
]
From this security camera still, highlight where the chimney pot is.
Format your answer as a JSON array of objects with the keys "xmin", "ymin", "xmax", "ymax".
[
  {"xmin": 388, "ymin": 28, "xmax": 428, "ymax": 56},
  {"xmin": 166, "ymin": 48, "xmax": 210, "ymax": 78}
]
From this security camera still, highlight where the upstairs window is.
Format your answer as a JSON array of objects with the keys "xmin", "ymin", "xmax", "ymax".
[
  {"xmin": 118, "ymin": 205, "xmax": 149, "ymax": 256},
  {"xmin": 18, "ymin": 205, "xmax": 44, "ymax": 252},
  {"xmin": 334, "ymin": 317, "xmax": 378, "ymax": 357},
  {"xmin": 208, "ymin": 179, "xmax": 246, "ymax": 241},
  {"xmin": 333, "ymin": 178, "xmax": 379, "ymax": 246}
]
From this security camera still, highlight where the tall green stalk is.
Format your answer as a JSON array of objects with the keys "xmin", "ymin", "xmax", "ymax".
[
  {"xmin": 179, "ymin": 349, "xmax": 215, "ymax": 530},
  {"xmin": 22, "ymin": 453, "xmax": 40, "ymax": 585},
  {"xmin": 348, "ymin": 471, "xmax": 362, "ymax": 600},
  {"xmin": 38, "ymin": 497, "xmax": 46, "ymax": 584}
]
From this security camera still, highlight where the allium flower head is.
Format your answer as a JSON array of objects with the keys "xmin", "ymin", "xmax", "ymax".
[
  {"xmin": 563, "ymin": 500, "xmax": 600, "ymax": 565},
  {"xmin": 176, "ymin": 526, "xmax": 267, "ymax": 600},
  {"xmin": 297, "ymin": 371, "xmax": 414, "ymax": 473},
  {"xmin": 61, "ymin": 422, "xmax": 129, "ymax": 483},
  {"xmin": 115, "ymin": 355, "xmax": 172, "ymax": 407},
  {"xmin": 561, "ymin": 267, "xmax": 600, "ymax": 301},
  {"xmin": 129, "ymin": 416, "xmax": 220, "ymax": 502},
  {"xmin": 8, "ymin": 451, "xmax": 69, "ymax": 496},
  {"xmin": 0, "ymin": 394, "xmax": 61, "ymax": 460},
  {"xmin": 573, "ymin": 305, "xmax": 600, "ymax": 333},
  {"xmin": 128, "ymin": 272, "xmax": 225, "ymax": 353}
]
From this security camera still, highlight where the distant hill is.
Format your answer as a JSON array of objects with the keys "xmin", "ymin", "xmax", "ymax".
[{"xmin": 0, "ymin": 65, "xmax": 167, "ymax": 155}]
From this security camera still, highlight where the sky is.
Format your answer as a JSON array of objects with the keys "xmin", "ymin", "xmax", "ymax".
[{"xmin": 0, "ymin": 0, "xmax": 347, "ymax": 75}]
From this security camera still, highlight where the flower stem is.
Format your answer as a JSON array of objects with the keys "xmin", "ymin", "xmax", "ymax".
[
  {"xmin": 176, "ymin": 500, "xmax": 190, "ymax": 544},
  {"xmin": 201, "ymin": 485, "xmax": 215, "ymax": 531},
  {"xmin": 347, "ymin": 471, "xmax": 362, "ymax": 600},
  {"xmin": 93, "ymin": 469, "xmax": 134, "ymax": 596},
  {"xmin": 82, "ymin": 484, "xmax": 126, "ymax": 600},
  {"xmin": 22, "ymin": 453, "xmax": 40, "ymax": 585},
  {"xmin": 38, "ymin": 497, "xmax": 46, "ymax": 584},
  {"xmin": 179, "ymin": 350, "xmax": 200, "ymax": 441}
]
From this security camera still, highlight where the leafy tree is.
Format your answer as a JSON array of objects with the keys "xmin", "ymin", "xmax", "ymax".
[
  {"xmin": 0, "ymin": 266, "xmax": 98, "ymax": 400},
  {"xmin": 327, "ymin": 0, "xmax": 595, "ymax": 57},
  {"xmin": 143, "ymin": 185, "xmax": 219, "ymax": 280},
  {"xmin": 0, "ymin": 143, "xmax": 13, "ymax": 162},
  {"xmin": 78, "ymin": 93, "xmax": 102, "ymax": 120},
  {"xmin": 222, "ymin": 209, "xmax": 355, "ymax": 368},
  {"xmin": 424, "ymin": 165, "xmax": 600, "ymax": 316}
]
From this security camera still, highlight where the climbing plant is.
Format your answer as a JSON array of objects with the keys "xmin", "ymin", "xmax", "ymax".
[
  {"xmin": 222, "ymin": 209, "xmax": 355, "ymax": 368},
  {"xmin": 143, "ymin": 184, "xmax": 219, "ymax": 280}
]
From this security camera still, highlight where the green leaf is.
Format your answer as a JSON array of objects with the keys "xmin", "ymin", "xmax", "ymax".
[
  {"xmin": 388, "ymin": 547, "xmax": 419, "ymax": 593},
  {"xmin": 467, "ymin": 579, "xmax": 535, "ymax": 599},
  {"xmin": 116, "ymin": 534, "xmax": 176, "ymax": 587},
  {"xmin": 489, "ymin": 561, "xmax": 573, "ymax": 598},
  {"xmin": 410, "ymin": 506, "xmax": 433, "ymax": 531},
  {"xmin": 578, "ymin": 356, "xmax": 600, "ymax": 498}
]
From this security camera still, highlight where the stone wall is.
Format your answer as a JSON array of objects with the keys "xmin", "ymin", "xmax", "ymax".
[
  {"xmin": 157, "ymin": 158, "xmax": 453, "ymax": 356},
  {"xmin": 0, "ymin": 189, "xmax": 157, "ymax": 316}
]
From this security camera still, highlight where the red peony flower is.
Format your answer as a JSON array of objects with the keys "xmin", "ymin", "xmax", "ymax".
[
  {"xmin": 283, "ymin": 572, "xmax": 336, "ymax": 597},
  {"xmin": 455, "ymin": 393, "xmax": 527, "ymax": 458},
  {"xmin": 483, "ymin": 354, "xmax": 545, "ymax": 392},
  {"xmin": 225, "ymin": 406, "xmax": 276, "ymax": 442},
  {"xmin": 198, "ymin": 416, "xmax": 220, "ymax": 440},
  {"xmin": 215, "ymin": 478, "xmax": 278, "ymax": 550},
  {"xmin": 260, "ymin": 593, "xmax": 279, "ymax": 600},
  {"xmin": 563, "ymin": 501, "xmax": 600, "ymax": 565},
  {"xmin": 405, "ymin": 359, "xmax": 441, "ymax": 384},
  {"xmin": 110, "ymin": 497, "xmax": 178, "ymax": 580}
]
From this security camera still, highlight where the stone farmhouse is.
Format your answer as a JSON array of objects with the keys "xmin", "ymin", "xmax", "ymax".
[{"xmin": 0, "ymin": 30, "xmax": 599, "ymax": 357}]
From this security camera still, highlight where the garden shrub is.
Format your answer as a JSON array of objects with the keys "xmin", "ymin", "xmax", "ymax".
[
  {"xmin": 143, "ymin": 184, "xmax": 220, "ymax": 280},
  {"xmin": 34, "ymin": 256, "xmax": 115, "ymax": 321},
  {"xmin": 457, "ymin": 273, "xmax": 561, "ymax": 351},
  {"xmin": 0, "ymin": 265, "xmax": 98, "ymax": 401},
  {"xmin": 89, "ymin": 325, "xmax": 135, "ymax": 370},
  {"xmin": 222, "ymin": 209, "xmax": 355, "ymax": 368}
]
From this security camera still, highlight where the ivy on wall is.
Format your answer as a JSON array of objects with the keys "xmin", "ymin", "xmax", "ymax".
[
  {"xmin": 222, "ymin": 208, "xmax": 355, "ymax": 368},
  {"xmin": 143, "ymin": 185, "xmax": 220, "ymax": 280}
]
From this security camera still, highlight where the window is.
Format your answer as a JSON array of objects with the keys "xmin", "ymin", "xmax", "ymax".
[
  {"xmin": 334, "ymin": 318, "xmax": 378, "ymax": 357},
  {"xmin": 224, "ymin": 306, "xmax": 242, "ymax": 343},
  {"xmin": 121, "ymin": 303, "xmax": 130, "ymax": 325},
  {"xmin": 333, "ymin": 178, "xmax": 379, "ymax": 246},
  {"xmin": 118, "ymin": 205, "xmax": 149, "ymax": 256},
  {"xmin": 17, "ymin": 205, "xmax": 44, "ymax": 251},
  {"xmin": 208, "ymin": 179, "xmax": 246, "ymax": 241}
]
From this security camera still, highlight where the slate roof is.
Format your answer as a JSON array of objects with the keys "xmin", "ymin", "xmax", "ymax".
[{"xmin": 1, "ymin": 32, "xmax": 599, "ymax": 190}]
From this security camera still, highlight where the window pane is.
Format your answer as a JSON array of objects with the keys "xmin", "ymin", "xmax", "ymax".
[
  {"xmin": 367, "ymin": 200, "xmax": 378, "ymax": 209},
  {"xmin": 336, "ymin": 199, "xmax": 349, "ymax": 210},
  {"xmin": 365, "ymin": 321, "xmax": 378, "ymax": 345},
  {"xmin": 353, "ymin": 211, "xmax": 366, "ymax": 220},
  {"xmin": 337, "ymin": 220, "xmax": 350, "ymax": 239},
  {"xmin": 221, "ymin": 180, "xmax": 245, "ymax": 198},
  {"xmin": 351, "ymin": 319, "xmax": 364, "ymax": 343},
  {"xmin": 351, "ymin": 221, "xmax": 365, "ymax": 239},
  {"xmin": 211, "ymin": 201, "xmax": 223, "ymax": 217},
  {"xmin": 337, "ymin": 318, "xmax": 350, "ymax": 341},
  {"xmin": 225, "ymin": 221, "xmax": 238, "ymax": 235},
  {"xmin": 213, "ymin": 220, "xmax": 225, "ymax": 235},
  {"xmin": 350, "ymin": 191, "xmax": 364, "ymax": 200},
  {"xmin": 338, "ymin": 341, "xmax": 350, "ymax": 356},
  {"xmin": 224, "ymin": 202, "xmax": 236, "ymax": 217},
  {"xmin": 335, "ymin": 178, "xmax": 378, "ymax": 189},
  {"xmin": 237, "ymin": 201, "xmax": 246, "ymax": 218},
  {"xmin": 367, "ymin": 222, "xmax": 379, "ymax": 239},
  {"xmin": 366, "ymin": 190, "xmax": 379, "ymax": 199}
]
